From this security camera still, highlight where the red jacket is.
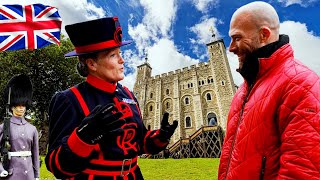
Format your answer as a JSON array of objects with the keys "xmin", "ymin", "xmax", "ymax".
[{"xmin": 218, "ymin": 44, "xmax": 320, "ymax": 179}]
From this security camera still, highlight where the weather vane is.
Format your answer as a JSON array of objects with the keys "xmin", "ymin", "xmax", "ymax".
[
  {"xmin": 209, "ymin": 26, "xmax": 216, "ymax": 41},
  {"xmin": 144, "ymin": 50, "xmax": 149, "ymax": 63}
]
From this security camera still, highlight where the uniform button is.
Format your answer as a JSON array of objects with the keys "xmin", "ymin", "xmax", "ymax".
[
  {"xmin": 21, "ymin": 133, "xmax": 24, "ymax": 136},
  {"xmin": 24, "ymin": 158, "xmax": 26, "ymax": 160},
  {"xmin": 22, "ymin": 146, "xmax": 25, "ymax": 149},
  {"xmin": 25, "ymin": 170, "xmax": 28, "ymax": 173}
]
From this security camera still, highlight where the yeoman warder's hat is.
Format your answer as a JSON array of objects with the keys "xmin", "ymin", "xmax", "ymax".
[
  {"xmin": 65, "ymin": 17, "xmax": 132, "ymax": 57},
  {"xmin": 3, "ymin": 74, "xmax": 33, "ymax": 108}
]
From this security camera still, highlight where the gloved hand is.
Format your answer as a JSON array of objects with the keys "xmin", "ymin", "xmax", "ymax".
[
  {"xmin": 157, "ymin": 112, "xmax": 178, "ymax": 142},
  {"xmin": 0, "ymin": 170, "xmax": 8, "ymax": 177},
  {"xmin": 77, "ymin": 104, "xmax": 124, "ymax": 144}
]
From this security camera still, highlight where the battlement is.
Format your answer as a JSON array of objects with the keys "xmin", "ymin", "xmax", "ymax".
[{"xmin": 147, "ymin": 61, "xmax": 212, "ymax": 79}]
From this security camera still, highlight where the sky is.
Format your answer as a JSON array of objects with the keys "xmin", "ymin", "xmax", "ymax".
[{"xmin": 2, "ymin": 0, "xmax": 320, "ymax": 90}]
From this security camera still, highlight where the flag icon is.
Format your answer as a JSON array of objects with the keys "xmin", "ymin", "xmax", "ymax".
[{"xmin": 0, "ymin": 4, "xmax": 62, "ymax": 51}]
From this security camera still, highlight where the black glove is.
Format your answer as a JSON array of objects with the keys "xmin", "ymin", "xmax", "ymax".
[
  {"xmin": 76, "ymin": 104, "xmax": 124, "ymax": 144},
  {"xmin": 157, "ymin": 112, "xmax": 178, "ymax": 142}
]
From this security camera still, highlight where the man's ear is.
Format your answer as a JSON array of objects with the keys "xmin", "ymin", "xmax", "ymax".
[
  {"xmin": 86, "ymin": 58, "xmax": 97, "ymax": 72},
  {"xmin": 259, "ymin": 26, "xmax": 271, "ymax": 44}
]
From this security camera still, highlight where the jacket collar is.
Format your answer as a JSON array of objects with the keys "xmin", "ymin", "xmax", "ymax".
[
  {"xmin": 10, "ymin": 116, "xmax": 27, "ymax": 125},
  {"xmin": 86, "ymin": 74, "xmax": 117, "ymax": 93},
  {"xmin": 239, "ymin": 35, "xmax": 290, "ymax": 85}
]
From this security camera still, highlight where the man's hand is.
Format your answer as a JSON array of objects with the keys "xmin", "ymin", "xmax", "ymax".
[
  {"xmin": 76, "ymin": 103, "xmax": 124, "ymax": 144},
  {"xmin": 157, "ymin": 112, "xmax": 178, "ymax": 142}
]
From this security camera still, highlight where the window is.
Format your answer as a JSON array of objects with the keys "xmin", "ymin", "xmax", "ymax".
[
  {"xmin": 166, "ymin": 89, "xmax": 169, "ymax": 95},
  {"xmin": 221, "ymin": 81, "xmax": 225, "ymax": 86},
  {"xmin": 199, "ymin": 81, "xmax": 201, "ymax": 86},
  {"xmin": 185, "ymin": 97, "xmax": 189, "ymax": 105},
  {"xmin": 190, "ymin": 83, "xmax": 193, "ymax": 87},
  {"xmin": 166, "ymin": 102, "xmax": 170, "ymax": 109},
  {"xmin": 211, "ymin": 78, "xmax": 213, "ymax": 83},
  {"xmin": 185, "ymin": 117, "xmax": 191, "ymax": 128},
  {"xmin": 188, "ymin": 84, "xmax": 190, "ymax": 88},
  {"xmin": 150, "ymin": 93, "xmax": 153, "ymax": 98},
  {"xmin": 207, "ymin": 79, "xmax": 210, "ymax": 84},
  {"xmin": 207, "ymin": 113, "xmax": 217, "ymax": 126},
  {"xmin": 202, "ymin": 80, "xmax": 204, "ymax": 85},
  {"xmin": 206, "ymin": 93, "xmax": 212, "ymax": 100},
  {"xmin": 149, "ymin": 105, "xmax": 153, "ymax": 112}
]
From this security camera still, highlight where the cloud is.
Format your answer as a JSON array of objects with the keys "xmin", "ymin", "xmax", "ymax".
[
  {"xmin": 226, "ymin": 52, "xmax": 244, "ymax": 86},
  {"xmin": 191, "ymin": 0, "xmax": 219, "ymax": 13},
  {"xmin": 277, "ymin": 0, "xmax": 319, "ymax": 7},
  {"xmin": 189, "ymin": 17, "xmax": 222, "ymax": 60},
  {"xmin": 280, "ymin": 21, "xmax": 320, "ymax": 75},
  {"xmin": 124, "ymin": 0, "xmax": 200, "ymax": 90}
]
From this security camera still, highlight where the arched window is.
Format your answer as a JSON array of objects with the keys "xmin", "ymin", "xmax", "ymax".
[
  {"xmin": 150, "ymin": 93, "xmax": 153, "ymax": 98},
  {"xmin": 206, "ymin": 93, "xmax": 212, "ymax": 100},
  {"xmin": 185, "ymin": 97, "xmax": 189, "ymax": 105},
  {"xmin": 207, "ymin": 113, "xmax": 217, "ymax": 126},
  {"xmin": 207, "ymin": 79, "xmax": 210, "ymax": 84},
  {"xmin": 149, "ymin": 105, "xmax": 153, "ymax": 112},
  {"xmin": 166, "ymin": 102, "xmax": 170, "ymax": 109},
  {"xmin": 191, "ymin": 83, "xmax": 193, "ymax": 87},
  {"xmin": 211, "ymin": 78, "xmax": 213, "ymax": 83},
  {"xmin": 166, "ymin": 89, "xmax": 169, "ymax": 95},
  {"xmin": 185, "ymin": 117, "xmax": 191, "ymax": 128},
  {"xmin": 202, "ymin": 80, "xmax": 204, "ymax": 85},
  {"xmin": 188, "ymin": 84, "xmax": 190, "ymax": 88},
  {"xmin": 199, "ymin": 81, "xmax": 201, "ymax": 86},
  {"xmin": 221, "ymin": 81, "xmax": 225, "ymax": 86}
]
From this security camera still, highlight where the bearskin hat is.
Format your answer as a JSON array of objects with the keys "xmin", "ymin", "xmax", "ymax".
[{"xmin": 3, "ymin": 74, "xmax": 33, "ymax": 109}]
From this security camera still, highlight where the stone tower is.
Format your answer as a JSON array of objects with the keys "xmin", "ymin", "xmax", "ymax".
[{"xmin": 133, "ymin": 38, "xmax": 235, "ymax": 144}]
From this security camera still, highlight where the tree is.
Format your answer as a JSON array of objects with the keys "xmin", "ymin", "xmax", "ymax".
[{"xmin": 0, "ymin": 36, "xmax": 83, "ymax": 154}]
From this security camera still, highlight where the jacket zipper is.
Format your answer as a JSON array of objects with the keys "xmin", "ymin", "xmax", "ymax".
[
  {"xmin": 260, "ymin": 156, "xmax": 266, "ymax": 180},
  {"xmin": 224, "ymin": 84, "xmax": 254, "ymax": 180}
]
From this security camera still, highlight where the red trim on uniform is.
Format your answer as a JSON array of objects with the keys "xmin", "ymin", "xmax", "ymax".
[
  {"xmin": 88, "ymin": 175, "xmax": 94, "ymax": 180},
  {"xmin": 55, "ymin": 147, "xmax": 78, "ymax": 177},
  {"xmin": 124, "ymin": 175, "xmax": 128, "ymax": 180},
  {"xmin": 150, "ymin": 129, "xmax": 169, "ymax": 147},
  {"xmin": 67, "ymin": 129, "xmax": 95, "ymax": 157},
  {"xmin": 153, "ymin": 138, "xmax": 169, "ymax": 147},
  {"xmin": 123, "ymin": 86, "xmax": 142, "ymax": 119},
  {"xmin": 48, "ymin": 149, "xmax": 55, "ymax": 173},
  {"xmin": 83, "ymin": 164, "xmax": 137, "ymax": 176},
  {"xmin": 70, "ymin": 87, "xmax": 90, "ymax": 116},
  {"xmin": 90, "ymin": 157, "xmax": 138, "ymax": 166},
  {"xmin": 75, "ymin": 40, "xmax": 120, "ymax": 53},
  {"xmin": 143, "ymin": 131, "xmax": 152, "ymax": 154},
  {"xmin": 150, "ymin": 129, "xmax": 160, "ymax": 138},
  {"xmin": 132, "ymin": 170, "xmax": 136, "ymax": 180},
  {"xmin": 86, "ymin": 74, "xmax": 117, "ymax": 93}
]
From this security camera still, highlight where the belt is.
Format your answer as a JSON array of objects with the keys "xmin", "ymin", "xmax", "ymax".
[
  {"xmin": 84, "ymin": 157, "xmax": 138, "ymax": 177},
  {"xmin": 8, "ymin": 151, "xmax": 31, "ymax": 159}
]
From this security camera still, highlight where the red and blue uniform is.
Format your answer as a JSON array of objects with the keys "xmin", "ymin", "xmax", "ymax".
[{"xmin": 45, "ymin": 74, "xmax": 167, "ymax": 180}]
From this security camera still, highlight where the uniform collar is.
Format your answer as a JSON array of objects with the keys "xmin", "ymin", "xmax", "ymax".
[
  {"xmin": 10, "ymin": 116, "xmax": 27, "ymax": 125},
  {"xmin": 86, "ymin": 74, "xmax": 117, "ymax": 93}
]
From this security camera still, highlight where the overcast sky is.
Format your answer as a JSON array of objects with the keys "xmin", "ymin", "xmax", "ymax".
[{"xmin": 2, "ymin": 0, "xmax": 319, "ymax": 90}]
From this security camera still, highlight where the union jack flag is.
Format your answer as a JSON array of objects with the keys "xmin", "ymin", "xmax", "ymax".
[{"xmin": 0, "ymin": 4, "xmax": 62, "ymax": 51}]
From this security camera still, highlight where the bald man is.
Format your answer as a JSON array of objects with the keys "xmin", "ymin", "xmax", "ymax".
[{"xmin": 218, "ymin": 1, "xmax": 320, "ymax": 179}]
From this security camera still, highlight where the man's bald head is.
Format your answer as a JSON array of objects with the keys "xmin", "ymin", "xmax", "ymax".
[{"xmin": 230, "ymin": 1, "xmax": 280, "ymax": 43}]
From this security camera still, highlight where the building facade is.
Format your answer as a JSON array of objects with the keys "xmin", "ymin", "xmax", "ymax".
[{"xmin": 133, "ymin": 39, "xmax": 236, "ymax": 144}]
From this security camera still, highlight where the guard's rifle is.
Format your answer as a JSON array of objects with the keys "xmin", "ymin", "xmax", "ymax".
[{"xmin": 0, "ymin": 87, "xmax": 11, "ymax": 170}]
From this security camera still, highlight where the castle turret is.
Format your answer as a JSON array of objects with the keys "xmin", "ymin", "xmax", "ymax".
[
  {"xmin": 133, "ymin": 54, "xmax": 152, "ymax": 121},
  {"xmin": 207, "ymin": 38, "xmax": 236, "ymax": 131}
]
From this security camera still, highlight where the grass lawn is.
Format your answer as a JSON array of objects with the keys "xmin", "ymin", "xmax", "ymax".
[{"xmin": 40, "ymin": 157, "xmax": 219, "ymax": 179}]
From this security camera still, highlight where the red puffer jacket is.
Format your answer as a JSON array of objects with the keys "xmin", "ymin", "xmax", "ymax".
[{"xmin": 218, "ymin": 44, "xmax": 320, "ymax": 180}]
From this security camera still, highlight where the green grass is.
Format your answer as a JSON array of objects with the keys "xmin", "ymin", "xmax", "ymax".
[{"xmin": 40, "ymin": 157, "xmax": 219, "ymax": 180}]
